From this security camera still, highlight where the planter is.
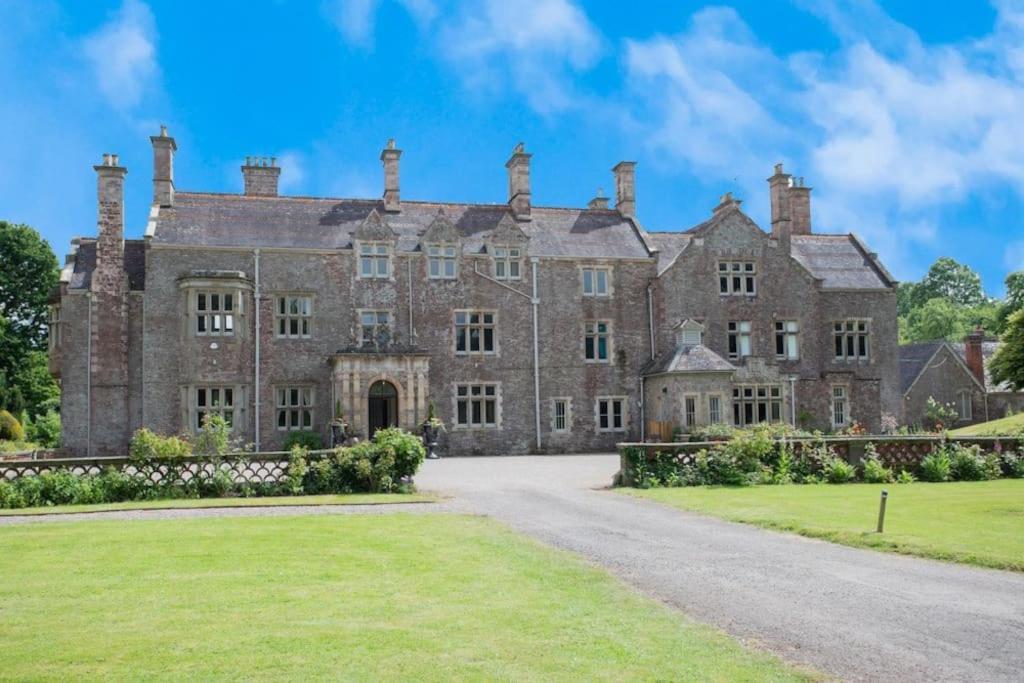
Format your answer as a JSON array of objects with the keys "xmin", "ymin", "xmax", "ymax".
[{"xmin": 422, "ymin": 424, "xmax": 441, "ymax": 460}]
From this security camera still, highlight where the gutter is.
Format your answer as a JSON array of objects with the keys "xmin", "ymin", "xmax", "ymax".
[{"xmin": 254, "ymin": 249, "xmax": 261, "ymax": 451}]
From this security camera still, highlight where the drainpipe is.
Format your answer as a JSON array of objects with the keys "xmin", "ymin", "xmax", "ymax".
[
  {"xmin": 789, "ymin": 375, "xmax": 797, "ymax": 426},
  {"xmin": 639, "ymin": 376, "xmax": 646, "ymax": 441},
  {"xmin": 531, "ymin": 257, "xmax": 542, "ymax": 451},
  {"xmin": 254, "ymin": 249, "xmax": 261, "ymax": 451},
  {"xmin": 407, "ymin": 257, "xmax": 414, "ymax": 342},
  {"xmin": 86, "ymin": 292, "xmax": 92, "ymax": 458},
  {"xmin": 646, "ymin": 283, "xmax": 656, "ymax": 360}
]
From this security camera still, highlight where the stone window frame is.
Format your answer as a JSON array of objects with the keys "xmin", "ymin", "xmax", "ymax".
[
  {"xmin": 426, "ymin": 243, "xmax": 459, "ymax": 280},
  {"xmin": 774, "ymin": 319, "xmax": 800, "ymax": 361},
  {"xmin": 491, "ymin": 245, "xmax": 523, "ymax": 281},
  {"xmin": 178, "ymin": 274, "xmax": 252, "ymax": 343},
  {"xmin": 276, "ymin": 385, "xmax": 315, "ymax": 432},
  {"xmin": 830, "ymin": 384, "xmax": 850, "ymax": 430},
  {"xmin": 357, "ymin": 309, "xmax": 393, "ymax": 347},
  {"xmin": 682, "ymin": 393, "xmax": 699, "ymax": 428},
  {"xmin": 707, "ymin": 393, "xmax": 724, "ymax": 424},
  {"xmin": 453, "ymin": 309, "xmax": 499, "ymax": 357},
  {"xmin": 732, "ymin": 384, "xmax": 783, "ymax": 427},
  {"xmin": 727, "ymin": 320, "xmax": 752, "ymax": 360},
  {"xmin": 189, "ymin": 385, "xmax": 239, "ymax": 433},
  {"xmin": 956, "ymin": 389, "xmax": 973, "ymax": 421},
  {"xmin": 357, "ymin": 240, "xmax": 393, "ymax": 280},
  {"xmin": 48, "ymin": 304, "xmax": 62, "ymax": 350},
  {"xmin": 550, "ymin": 397, "xmax": 572, "ymax": 433},
  {"xmin": 595, "ymin": 396, "xmax": 627, "ymax": 433},
  {"xmin": 191, "ymin": 289, "xmax": 242, "ymax": 338},
  {"xmin": 452, "ymin": 382, "xmax": 501, "ymax": 430},
  {"xmin": 718, "ymin": 260, "xmax": 757, "ymax": 296},
  {"xmin": 274, "ymin": 293, "xmax": 314, "ymax": 339},
  {"xmin": 833, "ymin": 318, "xmax": 871, "ymax": 362},
  {"xmin": 583, "ymin": 319, "xmax": 613, "ymax": 364},
  {"xmin": 580, "ymin": 264, "xmax": 613, "ymax": 298}
]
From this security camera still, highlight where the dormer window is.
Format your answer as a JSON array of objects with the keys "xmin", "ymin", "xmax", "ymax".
[
  {"xmin": 359, "ymin": 241, "xmax": 391, "ymax": 279},
  {"xmin": 676, "ymin": 320, "xmax": 705, "ymax": 347},
  {"xmin": 718, "ymin": 261, "xmax": 756, "ymax": 296},
  {"xmin": 427, "ymin": 244, "xmax": 458, "ymax": 279},
  {"xmin": 493, "ymin": 246, "xmax": 522, "ymax": 280}
]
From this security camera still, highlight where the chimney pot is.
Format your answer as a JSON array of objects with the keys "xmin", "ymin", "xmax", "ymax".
[
  {"xmin": 612, "ymin": 161, "xmax": 636, "ymax": 218},
  {"xmin": 588, "ymin": 188, "xmax": 609, "ymax": 210},
  {"xmin": 506, "ymin": 143, "xmax": 532, "ymax": 220},
  {"xmin": 380, "ymin": 139, "xmax": 402, "ymax": 212}
]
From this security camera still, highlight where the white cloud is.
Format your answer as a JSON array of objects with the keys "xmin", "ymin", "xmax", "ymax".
[
  {"xmin": 323, "ymin": 0, "xmax": 380, "ymax": 47},
  {"xmin": 276, "ymin": 151, "xmax": 307, "ymax": 193},
  {"xmin": 82, "ymin": 0, "xmax": 158, "ymax": 110}
]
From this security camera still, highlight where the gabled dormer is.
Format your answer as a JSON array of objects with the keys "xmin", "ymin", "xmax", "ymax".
[
  {"xmin": 421, "ymin": 209, "xmax": 461, "ymax": 280},
  {"xmin": 354, "ymin": 208, "xmax": 396, "ymax": 279},
  {"xmin": 487, "ymin": 213, "xmax": 529, "ymax": 281}
]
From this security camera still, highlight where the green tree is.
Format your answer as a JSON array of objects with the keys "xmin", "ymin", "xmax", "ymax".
[
  {"xmin": 911, "ymin": 257, "xmax": 987, "ymax": 308},
  {"xmin": 990, "ymin": 309, "xmax": 1024, "ymax": 391},
  {"xmin": 904, "ymin": 298, "xmax": 969, "ymax": 342},
  {"xmin": 0, "ymin": 221, "xmax": 60, "ymax": 416},
  {"xmin": 1006, "ymin": 271, "xmax": 1024, "ymax": 312}
]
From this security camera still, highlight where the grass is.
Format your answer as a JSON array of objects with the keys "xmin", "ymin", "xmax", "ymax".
[
  {"xmin": 622, "ymin": 480, "xmax": 1024, "ymax": 571},
  {"xmin": 0, "ymin": 493, "xmax": 435, "ymax": 516},
  {"xmin": 0, "ymin": 514, "xmax": 807, "ymax": 681},
  {"xmin": 949, "ymin": 412, "xmax": 1024, "ymax": 436},
  {"xmin": 0, "ymin": 439, "xmax": 41, "ymax": 453}
]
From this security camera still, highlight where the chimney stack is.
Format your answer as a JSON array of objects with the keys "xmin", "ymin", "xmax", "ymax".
[
  {"xmin": 380, "ymin": 138, "xmax": 402, "ymax": 212},
  {"xmin": 241, "ymin": 156, "xmax": 280, "ymax": 197},
  {"xmin": 94, "ymin": 152, "xmax": 127, "ymax": 272},
  {"xmin": 150, "ymin": 124, "xmax": 176, "ymax": 207},
  {"xmin": 506, "ymin": 142, "xmax": 531, "ymax": 220},
  {"xmin": 588, "ymin": 188, "xmax": 609, "ymax": 210},
  {"xmin": 768, "ymin": 163, "xmax": 793, "ymax": 252},
  {"xmin": 713, "ymin": 192, "xmax": 742, "ymax": 214},
  {"xmin": 612, "ymin": 161, "xmax": 636, "ymax": 218},
  {"xmin": 965, "ymin": 326, "xmax": 986, "ymax": 388},
  {"xmin": 789, "ymin": 176, "xmax": 812, "ymax": 235}
]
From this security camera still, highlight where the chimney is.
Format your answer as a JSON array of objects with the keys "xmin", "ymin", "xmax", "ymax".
[
  {"xmin": 150, "ymin": 124, "xmax": 176, "ymax": 207},
  {"xmin": 241, "ymin": 156, "xmax": 280, "ymax": 197},
  {"xmin": 789, "ymin": 176, "xmax": 812, "ymax": 235},
  {"xmin": 713, "ymin": 192, "xmax": 741, "ymax": 214},
  {"xmin": 380, "ymin": 139, "xmax": 402, "ymax": 212},
  {"xmin": 94, "ymin": 153, "xmax": 127, "ymax": 274},
  {"xmin": 612, "ymin": 161, "xmax": 636, "ymax": 217},
  {"xmin": 588, "ymin": 188, "xmax": 609, "ymax": 210},
  {"xmin": 506, "ymin": 142, "xmax": 531, "ymax": 220},
  {"xmin": 768, "ymin": 163, "xmax": 792, "ymax": 252},
  {"xmin": 965, "ymin": 326, "xmax": 986, "ymax": 388}
]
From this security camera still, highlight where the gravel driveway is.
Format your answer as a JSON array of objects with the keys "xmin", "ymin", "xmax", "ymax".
[{"xmin": 416, "ymin": 454, "xmax": 1024, "ymax": 682}]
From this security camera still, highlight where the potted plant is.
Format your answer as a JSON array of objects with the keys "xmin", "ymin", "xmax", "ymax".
[
  {"xmin": 421, "ymin": 401, "xmax": 445, "ymax": 459},
  {"xmin": 330, "ymin": 400, "xmax": 350, "ymax": 447}
]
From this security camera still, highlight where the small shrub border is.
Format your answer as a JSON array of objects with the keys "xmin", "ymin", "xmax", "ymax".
[
  {"xmin": 0, "ymin": 427, "xmax": 425, "ymax": 510},
  {"xmin": 622, "ymin": 431, "xmax": 1024, "ymax": 489}
]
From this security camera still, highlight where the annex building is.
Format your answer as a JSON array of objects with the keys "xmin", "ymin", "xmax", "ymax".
[{"xmin": 49, "ymin": 128, "xmax": 900, "ymax": 456}]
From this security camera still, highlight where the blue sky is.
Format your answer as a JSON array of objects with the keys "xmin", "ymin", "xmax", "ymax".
[{"xmin": 1, "ymin": 1, "xmax": 1023, "ymax": 295}]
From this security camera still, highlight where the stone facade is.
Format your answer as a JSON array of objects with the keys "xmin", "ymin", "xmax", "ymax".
[{"xmin": 50, "ymin": 129, "xmax": 900, "ymax": 456}]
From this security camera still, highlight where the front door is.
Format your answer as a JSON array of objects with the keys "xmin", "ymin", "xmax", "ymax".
[{"xmin": 367, "ymin": 380, "xmax": 398, "ymax": 437}]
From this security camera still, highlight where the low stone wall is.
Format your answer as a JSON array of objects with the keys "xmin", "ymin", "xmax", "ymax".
[{"xmin": 617, "ymin": 435, "xmax": 1023, "ymax": 486}]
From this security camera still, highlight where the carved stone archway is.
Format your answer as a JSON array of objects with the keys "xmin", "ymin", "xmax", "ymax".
[{"xmin": 330, "ymin": 351, "xmax": 430, "ymax": 438}]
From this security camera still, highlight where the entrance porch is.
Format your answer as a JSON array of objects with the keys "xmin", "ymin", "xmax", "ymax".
[{"xmin": 330, "ymin": 351, "xmax": 431, "ymax": 439}]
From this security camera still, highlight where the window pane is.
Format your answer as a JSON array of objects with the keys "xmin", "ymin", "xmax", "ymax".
[
  {"xmin": 485, "ymin": 401, "xmax": 495, "ymax": 424},
  {"xmin": 598, "ymin": 337, "xmax": 607, "ymax": 360},
  {"xmin": 583, "ymin": 270, "xmax": 593, "ymax": 294},
  {"xmin": 509, "ymin": 261, "xmax": 519, "ymax": 278},
  {"xmin": 597, "ymin": 270, "xmax": 607, "ymax": 294},
  {"xmin": 457, "ymin": 401, "xmax": 467, "ymax": 425}
]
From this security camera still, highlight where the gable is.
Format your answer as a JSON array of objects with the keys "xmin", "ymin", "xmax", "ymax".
[
  {"xmin": 487, "ymin": 213, "xmax": 529, "ymax": 245},
  {"xmin": 353, "ymin": 208, "xmax": 397, "ymax": 242},
  {"xmin": 902, "ymin": 343, "xmax": 984, "ymax": 396},
  {"xmin": 420, "ymin": 209, "xmax": 460, "ymax": 244}
]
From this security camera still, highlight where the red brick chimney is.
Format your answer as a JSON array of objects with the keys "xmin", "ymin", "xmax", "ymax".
[{"xmin": 965, "ymin": 326, "xmax": 985, "ymax": 388}]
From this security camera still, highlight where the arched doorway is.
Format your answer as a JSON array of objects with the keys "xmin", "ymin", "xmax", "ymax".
[{"xmin": 368, "ymin": 380, "xmax": 398, "ymax": 437}]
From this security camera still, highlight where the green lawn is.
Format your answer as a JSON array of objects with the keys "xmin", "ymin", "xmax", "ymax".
[
  {"xmin": 949, "ymin": 412, "xmax": 1024, "ymax": 436},
  {"xmin": 0, "ymin": 514, "xmax": 807, "ymax": 681},
  {"xmin": 622, "ymin": 480, "xmax": 1024, "ymax": 571},
  {"xmin": 0, "ymin": 493, "xmax": 435, "ymax": 516}
]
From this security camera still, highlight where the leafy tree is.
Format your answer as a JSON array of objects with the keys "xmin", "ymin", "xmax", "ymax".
[
  {"xmin": 911, "ymin": 257, "xmax": 987, "ymax": 308},
  {"xmin": 0, "ymin": 221, "xmax": 60, "ymax": 417},
  {"xmin": 905, "ymin": 298, "xmax": 969, "ymax": 342},
  {"xmin": 990, "ymin": 309, "xmax": 1024, "ymax": 391},
  {"xmin": 1006, "ymin": 271, "xmax": 1024, "ymax": 312},
  {"xmin": 896, "ymin": 281, "xmax": 919, "ymax": 318}
]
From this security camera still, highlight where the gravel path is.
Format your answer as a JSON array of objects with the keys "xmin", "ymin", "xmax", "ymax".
[{"xmin": 416, "ymin": 455, "xmax": 1024, "ymax": 682}]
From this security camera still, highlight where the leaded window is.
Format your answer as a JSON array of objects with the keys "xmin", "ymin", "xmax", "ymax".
[
  {"xmin": 584, "ymin": 321, "xmax": 611, "ymax": 362},
  {"xmin": 195, "ymin": 386, "xmax": 235, "ymax": 431},
  {"xmin": 834, "ymin": 320, "xmax": 870, "ymax": 361},
  {"xmin": 359, "ymin": 310, "xmax": 391, "ymax": 346},
  {"xmin": 455, "ymin": 384, "xmax": 498, "ymax": 428},
  {"xmin": 596, "ymin": 397, "xmax": 625, "ymax": 432},
  {"xmin": 493, "ymin": 246, "xmax": 521, "ymax": 280},
  {"xmin": 428, "ymin": 244, "xmax": 458, "ymax": 279},
  {"xmin": 194, "ymin": 290, "xmax": 238, "ymax": 337},
  {"xmin": 831, "ymin": 385, "xmax": 848, "ymax": 429},
  {"xmin": 775, "ymin": 320, "xmax": 799, "ymax": 360},
  {"xmin": 276, "ymin": 296, "xmax": 312, "ymax": 338},
  {"xmin": 732, "ymin": 385, "xmax": 782, "ymax": 427},
  {"xmin": 277, "ymin": 386, "xmax": 314, "ymax": 431},
  {"xmin": 454, "ymin": 311, "xmax": 496, "ymax": 355},
  {"xmin": 727, "ymin": 321, "xmax": 751, "ymax": 360},
  {"xmin": 718, "ymin": 261, "xmax": 756, "ymax": 295},
  {"xmin": 359, "ymin": 242, "xmax": 391, "ymax": 278}
]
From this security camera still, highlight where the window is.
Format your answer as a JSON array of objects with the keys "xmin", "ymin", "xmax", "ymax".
[
  {"xmin": 684, "ymin": 396, "xmax": 697, "ymax": 428},
  {"xmin": 718, "ymin": 261, "xmax": 756, "ymax": 295},
  {"xmin": 581, "ymin": 266, "xmax": 611, "ymax": 297},
  {"xmin": 275, "ymin": 296, "xmax": 312, "ymax": 338},
  {"xmin": 455, "ymin": 384, "xmax": 498, "ymax": 428},
  {"xmin": 596, "ymin": 397, "xmax": 625, "ymax": 432},
  {"xmin": 493, "ymin": 246, "xmax": 522, "ymax": 280},
  {"xmin": 194, "ymin": 386, "xmax": 235, "ymax": 431},
  {"xmin": 454, "ymin": 311, "xmax": 496, "ymax": 355},
  {"xmin": 775, "ymin": 320, "xmax": 799, "ymax": 360},
  {"xmin": 48, "ymin": 305, "xmax": 61, "ymax": 349},
  {"xmin": 732, "ymin": 385, "xmax": 782, "ymax": 427},
  {"xmin": 359, "ymin": 310, "xmax": 391, "ymax": 346},
  {"xmin": 359, "ymin": 241, "xmax": 391, "ymax": 278},
  {"xmin": 551, "ymin": 398, "xmax": 571, "ymax": 433},
  {"xmin": 727, "ymin": 321, "xmax": 752, "ymax": 360},
  {"xmin": 834, "ymin": 320, "xmax": 870, "ymax": 361},
  {"xmin": 584, "ymin": 321, "xmax": 611, "ymax": 362},
  {"xmin": 708, "ymin": 395, "xmax": 722, "ymax": 424},
  {"xmin": 277, "ymin": 386, "xmax": 314, "ymax": 431},
  {"xmin": 831, "ymin": 386, "xmax": 848, "ymax": 429},
  {"xmin": 957, "ymin": 390, "xmax": 973, "ymax": 421},
  {"xmin": 427, "ymin": 244, "xmax": 458, "ymax": 279},
  {"xmin": 194, "ymin": 291, "xmax": 238, "ymax": 337}
]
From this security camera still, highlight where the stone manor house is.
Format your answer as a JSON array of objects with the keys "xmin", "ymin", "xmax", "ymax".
[{"xmin": 48, "ymin": 128, "xmax": 900, "ymax": 456}]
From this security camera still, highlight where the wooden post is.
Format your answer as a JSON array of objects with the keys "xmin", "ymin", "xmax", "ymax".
[{"xmin": 876, "ymin": 490, "xmax": 888, "ymax": 533}]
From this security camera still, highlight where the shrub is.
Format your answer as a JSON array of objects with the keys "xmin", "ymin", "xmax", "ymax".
[
  {"xmin": 1002, "ymin": 450, "xmax": 1024, "ymax": 478},
  {"xmin": 769, "ymin": 446, "xmax": 794, "ymax": 485},
  {"xmin": 282, "ymin": 431, "xmax": 323, "ymax": 451},
  {"xmin": 193, "ymin": 414, "xmax": 233, "ymax": 457},
  {"xmin": 371, "ymin": 427, "xmax": 426, "ymax": 482},
  {"xmin": 129, "ymin": 428, "xmax": 193, "ymax": 460},
  {"xmin": 924, "ymin": 397, "xmax": 958, "ymax": 432},
  {"xmin": 861, "ymin": 456, "xmax": 894, "ymax": 484},
  {"xmin": 823, "ymin": 457, "xmax": 856, "ymax": 484},
  {"xmin": 0, "ymin": 410, "xmax": 25, "ymax": 441},
  {"xmin": 791, "ymin": 442, "xmax": 833, "ymax": 483},
  {"xmin": 282, "ymin": 445, "xmax": 308, "ymax": 495},
  {"xmin": 896, "ymin": 469, "xmax": 916, "ymax": 484},
  {"xmin": 691, "ymin": 423, "xmax": 737, "ymax": 442},
  {"xmin": 24, "ymin": 411, "xmax": 60, "ymax": 448},
  {"xmin": 919, "ymin": 450, "xmax": 951, "ymax": 482},
  {"xmin": 947, "ymin": 444, "xmax": 1001, "ymax": 481},
  {"xmin": 303, "ymin": 458, "xmax": 336, "ymax": 494}
]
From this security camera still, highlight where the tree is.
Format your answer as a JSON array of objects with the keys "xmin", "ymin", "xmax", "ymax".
[
  {"xmin": 990, "ymin": 309, "xmax": 1024, "ymax": 391},
  {"xmin": 904, "ymin": 297, "xmax": 969, "ymax": 342},
  {"xmin": 1005, "ymin": 271, "xmax": 1024, "ymax": 313},
  {"xmin": 0, "ymin": 221, "xmax": 59, "ymax": 416},
  {"xmin": 911, "ymin": 257, "xmax": 987, "ymax": 308}
]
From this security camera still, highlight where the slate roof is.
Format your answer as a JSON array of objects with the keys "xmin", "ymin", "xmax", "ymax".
[
  {"xmin": 898, "ymin": 342, "xmax": 945, "ymax": 394},
  {"xmin": 950, "ymin": 341, "xmax": 1015, "ymax": 393},
  {"xmin": 641, "ymin": 343, "xmax": 736, "ymax": 377},
  {"xmin": 64, "ymin": 239, "xmax": 146, "ymax": 291},
  {"xmin": 790, "ymin": 235, "xmax": 892, "ymax": 289},
  {"xmin": 149, "ymin": 193, "xmax": 652, "ymax": 260}
]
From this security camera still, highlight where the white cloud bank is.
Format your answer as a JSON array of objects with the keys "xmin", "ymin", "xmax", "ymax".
[{"xmin": 82, "ymin": 0, "xmax": 159, "ymax": 111}]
